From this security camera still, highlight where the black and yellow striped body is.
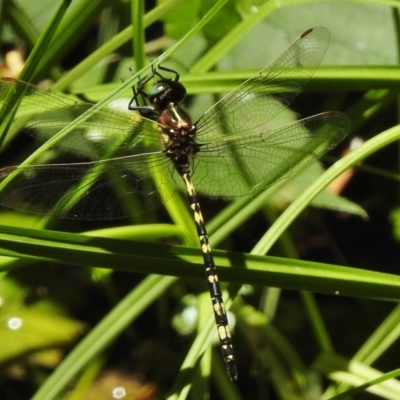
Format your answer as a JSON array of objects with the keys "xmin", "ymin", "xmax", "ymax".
[{"xmin": 181, "ymin": 172, "xmax": 238, "ymax": 380}]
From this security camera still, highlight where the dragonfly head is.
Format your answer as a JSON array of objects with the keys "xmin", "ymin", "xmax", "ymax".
[{"xmin": 148, "ymin": 80, "xmax": 186, "ymax": 109}]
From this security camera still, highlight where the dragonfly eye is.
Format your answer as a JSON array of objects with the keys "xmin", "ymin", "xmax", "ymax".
[{"xmin": 148, "ymin": 80, "xmax": 186, "ymax": 106}]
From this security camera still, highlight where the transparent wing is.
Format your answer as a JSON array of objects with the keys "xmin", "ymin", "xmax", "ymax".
[
  {"xmin": 0, "ymin": 152, "xmax": 177, "ymax": 220},
  {"xmin": 0, "ymin": 27, "xmax": 349, "ymax": 220},
  {"xmin": 193, "ymin": 111, "xmax": 350, "ymax": 198},
  {"xmin": 195, "ymin": 27, "xmax": 331, "ymax": 141},
  {"xmin": 192, "ymin": 27, "xmax": 350, "ymax": 197},
  {"xmin": 0, "ymin": 78, "xmax": 174, "ymax": 220},
  {"xmin": 0, "ymin": 78, "xmax": 163, "ymax": 160}
]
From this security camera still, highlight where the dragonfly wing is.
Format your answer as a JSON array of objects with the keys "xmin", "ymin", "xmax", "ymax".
[
  {"xmin": 0, "ymin": 78, "xmax": 163, "ymax": 160},
  {"xmin": 193, "ymin": 111, "xmax": 350, "ymax": 198},
  {"xmin": 195, "ymin": 27, "xmax": 330, "ymax": 141},
  {"xmin": 0, "ymin": 151, "xmax": 176, "ymax": 220}
]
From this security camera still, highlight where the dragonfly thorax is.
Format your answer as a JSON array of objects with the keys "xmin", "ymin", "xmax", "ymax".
[
  {"xmin": 162, "ymin": 104, "xmax": 199, "ymax": 167},
  {"xmin": 158, "ymin": 103, "xmax": 194, "ymax": 135}
]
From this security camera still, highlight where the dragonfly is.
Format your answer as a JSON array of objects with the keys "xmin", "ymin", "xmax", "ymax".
[{"xmin": 0, "ymin": 27, "xmax": 350, "ymax": 380}]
